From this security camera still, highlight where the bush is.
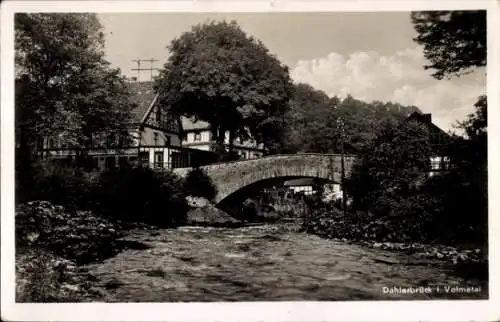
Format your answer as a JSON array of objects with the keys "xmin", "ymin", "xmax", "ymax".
[
  {"xmin": 301, "ymin": 199, "xmax": 345, "ymax": 235},
  {"xmin": 422, "ymin": 171, "xmax": 488, "ymax": 246},
  {"xmin": 302, "ymin": 182, "xmax": 486, "ymax": 247},
  {"xmin": 16, "ymin": 248, "xmax": 103, "ymax": 302},
  {"xmin": 233, "ymin": 198, "xmax": 282, "ymax": 223},
  {"xmin": 95, "ymin": 166, "xmax": 188, "ymax": 227},
  {"xmin": 16, "ymin": 159, "xmax": 97, "ymax": 211},
  {"xmin": 302, "ymin": 191, "xmax": 444, "ymax": 243},
  {"xmin": 16, "ymin": 201, "xmax": 123, "ymax": 264},
  {"xmin": 183, "ymin": 167, "xmax": 217, "ymax": 201}
]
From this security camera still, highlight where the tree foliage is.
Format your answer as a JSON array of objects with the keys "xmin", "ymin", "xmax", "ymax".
[
  {"xmin": 15, "ymin": 13, "xmax": 134, "ymax": 156},
  {"xmin": 411, "ymin": 11, "xmax": 486, "ymax": 79},
  {"xmin": 155, "ymin": 20, "xmax": 292, "ymax": 155},
  {"xmin": 281, "ymin": 83, "xmax": 335, "ymax": 153},
  {"xmin": 282, "ymin": 84, "xmax": 421, "ymax": 154},
  {"xmin": 96, "ymin": 167, "xmax": 188, "ymax": 227},
  {"xmin": 183, "ymin": 167, "xmax": 217, "ymax": 202},
  {"xmin": 436, "ymin": 95, "xmax": 488, "ymax": 244},
  {"xmin": 445, "ymin": 95, "xmax": 487, "ymax": 174},
  {"xmin": 460, "ymin": 95, "xmax": 487, "ymax": 140},
  {"xmin": 345, "ymin": 120, "xmax": 432, "ymax": 214},
  {"xmin": 342, "ymin": 96, "xmax": 488, "ymax": 246},
  {"xmin": 410, "ymin": 11, "xmax": 487, "ymax": 245}
]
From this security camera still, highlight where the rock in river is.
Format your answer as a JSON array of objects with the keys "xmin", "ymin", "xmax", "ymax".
[{"xmin": 186, "ymin": 204, "xmax": 242, "ymax": 227}]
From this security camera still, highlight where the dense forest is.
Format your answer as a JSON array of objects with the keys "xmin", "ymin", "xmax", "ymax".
[{"xmin": 281, "ymin": 83, "xmax": 421, "ymax": 155}]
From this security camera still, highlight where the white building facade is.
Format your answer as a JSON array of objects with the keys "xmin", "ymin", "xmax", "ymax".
[{"xmin": 181, "ymin": 117, "xmax": 265, "ymax": 160}]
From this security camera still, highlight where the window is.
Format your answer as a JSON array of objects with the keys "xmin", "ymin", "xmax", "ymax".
[
  {"xmin": 118, "ymin": 157, "xmax": 128, "ymax": 168},
  {"xmin": 105, "ymin": 157, "xmax": 116, "ymax": 169},
  {"xmin": 154, "ymin": 132, "xmax": 159, "ymax": 146},
  {"xmin": 47, "ymin": 138, "xmax": 55, "ymax": 149},
  {"xmin": 194, "ymin": 131, "xmax": 201, "ymax": 142},
  {"xmin": 139, "ymin": 152, "xmax": 149, "ymax": 167},
  {"xmin": 156, "ymin": 108, "xmax": 163, "ymax": 126},
  {"xmin": 182, "ymin": 133, "xmax": 187, "ymax": 141},
  {"xmin": 171, "ymin": 152, "xmax": 183, "ymax": 169},
  {"xmin": 36, "ymin": 138, "xmax": 44, "ymax": 151},
  {"xmin": 118, "ymin": 134, "xmax": 128, "ymax": 147},
  {"xmin": 165, "ymin": 135, "xmax": 171, "ymax": 147},
  {"xmin": 154, "ymin": 151, "xmax": 164, "ymax": 168},
  {"xmin": 129, "ymin": 156, "xmax": 138, "ymax": 165},
  {"xmin": 430, "ymin": 158, "xmax": 440, "ymax": 170},
  {"xmin": 430, "ymin": 156, "xmax": 450, "ymax": 171},
  {"xmin": 105, "ymin": 135, "xmax": 116, "ymax": 148},
  {"xmin": 166, "ymin": 116, "xmax": 179, "ymax": 132},
  {"xmin": 91, "ymin": 157, "xmax": 99, "ymax": 170}
]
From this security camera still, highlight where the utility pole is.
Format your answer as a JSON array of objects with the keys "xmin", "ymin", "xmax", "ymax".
[
  {"xmin": 131, "ymin": 58, "xmax": 159, "ymax": 81},
  {"xmin": 337, "ymin": 116, "xmax": 347, "ymax": 217}
]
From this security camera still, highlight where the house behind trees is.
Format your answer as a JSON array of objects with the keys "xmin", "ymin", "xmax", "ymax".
[
  {"xmin": 404, "ymin": 111, "xmax": 453, "ymax": 176},
  {"xmin": 181, "ymin": 117, "xmax": 265, "ymax": 160},
  {"xmin": 35, "ymin": 81, "xmax": 216, "ymax": 170},
  {"xmin": 35, "ymin": 80, "xmax": 263, "ymax": 169}
]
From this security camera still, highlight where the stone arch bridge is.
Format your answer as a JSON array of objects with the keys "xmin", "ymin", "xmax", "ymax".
[{"xmin": 173, "ymin": 153, "xmax": 358, "ymax": 205}]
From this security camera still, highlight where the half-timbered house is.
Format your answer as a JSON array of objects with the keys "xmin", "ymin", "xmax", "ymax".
[
  {"xmin": 404, "ymin": 111, "xmax": 453, "ymax": 176},
  {"xmin": 36, "ymin": 81, "xmax": 190, "ymax": 170}
]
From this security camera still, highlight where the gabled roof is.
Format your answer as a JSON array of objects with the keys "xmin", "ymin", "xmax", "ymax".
[
  {"xmin": 181, "ymin": 116, "xmax": 211, "ymax": 131},
  {"xmin": 126, "ymin": 81, "xmax": 157, "ymax": 123},
  {"xmin": 405, "ymin": 111, "xmax": 450, "ymax": 137},
  {"xmin": 403, "ymin": 112, "xmax": 453, "ymax": 152},
  {"xmin": 126, "ymin": 81, "xmax": 210, "ymax": 132}
]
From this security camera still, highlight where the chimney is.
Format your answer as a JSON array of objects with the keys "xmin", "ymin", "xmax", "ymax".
[{"xmin": 422, "ymin": 113, "xmax": 432, "ymax": 123}]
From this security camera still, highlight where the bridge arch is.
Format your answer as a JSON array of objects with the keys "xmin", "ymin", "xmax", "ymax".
[{"xmin": 174, "ymin": 153, "xmax": 357, "ymax": 205}]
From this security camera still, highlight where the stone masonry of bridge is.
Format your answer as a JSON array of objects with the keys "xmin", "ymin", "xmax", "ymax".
[{"xmin": 173, "ymin": 154, "xmax": 357, "ymax": 204}]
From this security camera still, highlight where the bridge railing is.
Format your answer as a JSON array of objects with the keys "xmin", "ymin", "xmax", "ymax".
[{"xmin": 173, "ymin": 153, "xmax": 359, "ymax": 170}]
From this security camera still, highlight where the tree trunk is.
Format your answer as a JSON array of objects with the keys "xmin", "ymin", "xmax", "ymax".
[
  {"xmin": 228, "ymin": 130, "xmax": 235, "ymax": 160},
  {"xmin": 213, "ymin": 126, "xmax": 225, "ymax": 162},
  {"xmin": 16, "ymin": 128, "xmax": 38, "ymax": 203}
]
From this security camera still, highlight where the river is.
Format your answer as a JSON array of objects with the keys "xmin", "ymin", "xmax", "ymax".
[{"xmin": 84, "ymin": 224, "xmax": 487, "ymax": 302}]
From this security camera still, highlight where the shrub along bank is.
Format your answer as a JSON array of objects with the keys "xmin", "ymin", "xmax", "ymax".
[
  {"xmin": 17, "ymin": 160, "xmax": 189, "ymax": 228},
  {"xmin": 300, "ymin": 194, "xmax": 487, "ymax": 281},
  {"xmin": 293, "ymin": 87, "xmax": 487, "ymax": 269},
  {"xmin": 301, "ymin": 117, "xmax": 487, "ymax": 281},
  {"xmin": 16, "ymin": 201, "xmax": 124, "ymax": 264},
  {"xmin": 15, "ymin": 161, "xmax": 190, "ymax": 301},
  {"xmin": 15, "ymin": 200, "xmax": 122, "ymax": 302}
]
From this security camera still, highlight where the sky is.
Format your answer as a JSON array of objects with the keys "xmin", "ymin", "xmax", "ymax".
[{"xmin": 98, "ymin": 12, "xmax": 486, "ymax": 132}]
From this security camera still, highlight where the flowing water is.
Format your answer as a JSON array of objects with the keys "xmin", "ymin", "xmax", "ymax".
[{"xmin": 84, "ymin": 224, "xmax": 487, "ymax": 302}]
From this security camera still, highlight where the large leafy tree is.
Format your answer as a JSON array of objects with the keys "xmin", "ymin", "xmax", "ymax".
[
  {"xmin": 282, "ymin": 83, "xmax": 338, "ymax": 153},
  {"xmin": 333, "ymin": 96, "xmax": 420, "ymax": 154},
  {"xmin": 15, "ymin": 13, "xmax": 133, "ymax": 160},
  {"xmin": 423, "ymin": 96, "xmax": 488, "ymax": 245},
  {"xmin": 282, "ymin": 85, "xmax": 420, "ymax": 155},
  {"xmin": 411, "ymin": 10, "xmax": 486, "ymax": 80},
  {"xmin": 345, "ymin": 121, "xmax": 432, "ymax": 214},
  {"xmin": 412, "ymin": 10, "xmax": 487, "ymax": 245},
  {"xmin": 460, "ymin": 95, "xmax": 487, "ymax": 141},
  {"xmin": 155, "ymin": 20, "xmax": 292, "ymax": 156},
  {"xmin": 448, "ymin": 95, "xmax": 487, "ymax": 173}
]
